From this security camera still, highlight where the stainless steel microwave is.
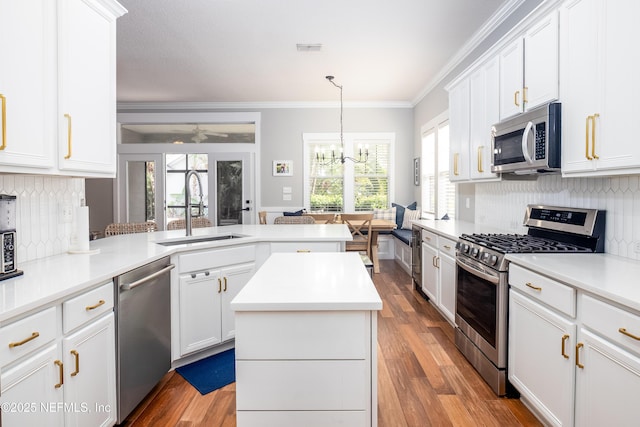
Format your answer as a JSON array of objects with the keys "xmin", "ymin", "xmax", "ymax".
[{"xmin": 491, "ymin": 102, "xmax": 561, "ymax": 174}]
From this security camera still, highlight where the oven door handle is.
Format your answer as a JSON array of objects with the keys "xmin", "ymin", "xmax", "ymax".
[{"xmin": 456, "ymin": 258, "xmax": 500, "ymax": 285}]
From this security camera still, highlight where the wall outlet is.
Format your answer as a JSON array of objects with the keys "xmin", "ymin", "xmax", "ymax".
[
  {"xmin": 61, "ymin": 204, "xmax": 73, "ymax": 223},
  {"xmin": 635, "ymin": 242, "xmax": 640, "ymax": 253}
]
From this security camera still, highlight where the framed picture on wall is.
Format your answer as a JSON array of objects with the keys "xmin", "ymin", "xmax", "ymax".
[
  {"xmin": 273, "ymin": 160, "xmax": 293, "ymax": 176},
  {"xmin": 414, "ymin": 157, "xmax": 420, "ymax": 186}
]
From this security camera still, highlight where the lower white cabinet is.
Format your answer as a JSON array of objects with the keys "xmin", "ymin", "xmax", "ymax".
[
  {"xmin": 420, "ymin": 231, "xmax": 457, "ymax": 324},
  {"xmin": 175, "ymin": 245, "xmax": 256, "ymax": 358},
  {"xmin": 0, "ymin": 281, "xmax": 116, "ymax": 427}
]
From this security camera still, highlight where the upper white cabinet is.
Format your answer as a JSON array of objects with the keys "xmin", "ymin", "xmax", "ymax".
[
  {"xmin": 448, "ymin": 79, "xmax": 470, "ymax": 182},
  {"xmin": 0, "ymin": 0, "xmax": 56, "ymax": 171},
  {"xmin": 499, "ymin": 11, "xmax": 559, "ymax": 120},
  {"xmin": 560, "ymin": 0, "xmax": 640, "ymax": 176},
  {"xmin": 57, "ymin": 0, "xmax": 125, "ymax": 176},
  {"xmin": 0, "ymin": 0, "xmax": 125, "ymax": 177}
]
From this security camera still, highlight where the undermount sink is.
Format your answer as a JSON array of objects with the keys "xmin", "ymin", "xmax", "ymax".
[{"xmin": 156, "ymin": 234, "xmax": 247, "ymax": 246}]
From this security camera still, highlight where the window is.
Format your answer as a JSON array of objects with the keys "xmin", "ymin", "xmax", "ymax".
[
  {"xmin": 303, "ymin": 133, "xmax": 394, "ymax": 212},
  {"xmin": 165, "ymin": 153, "xmax": 209, "ymax": 221},
  {"xmin": 421, "ymin": 112, "xmax": 455, "ymax": 219}
]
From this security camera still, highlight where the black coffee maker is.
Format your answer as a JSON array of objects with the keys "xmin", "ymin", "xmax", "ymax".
[{"xmin": 0, "ymin": 194, "xmax": 22, "ymax": 280}]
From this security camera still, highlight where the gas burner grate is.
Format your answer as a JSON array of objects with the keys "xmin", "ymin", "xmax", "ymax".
[{"xmin": 460, "ymin": 233, "xmax": 591, "ymax": 254}]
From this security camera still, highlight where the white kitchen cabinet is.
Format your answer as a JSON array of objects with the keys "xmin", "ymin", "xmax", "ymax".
[
  {"xmin": 509, "ymin": 289, "xmax": 576, "ymax": 427},
  {"xmin": 57, "ymin": 0, "xmax": 124, "ymax": 176},
  {"xmin": 420, "ymin": 230, "xmax": 456, "ymax": 325},
  {"xmin": 175, "ymin": 245, "xmax": 256, "ymax": 358},
  {"xmin": 469, "ymin": 56, "xmax": 500, "ymax": 181},
  {"xmin": 448, "ymin": 78, "xmax": 470, "ymax": 182},
  {"xmin": 62, "ymin": 313, "xmax": 116, "ymax": 427},
  {"xmin": 499, "ymin": 11, "xmax": 559, "ymax": 120},
  {"xmin": 0, "ymin": 0, "xmax": 56, "ymax": 172},
  {"xmin": 560, "ymin": 0, "xmax": 640, "ymax": 177},
  {"xmin": 0, "ymin": 345, "xmax": 64, "ymax": 427}
]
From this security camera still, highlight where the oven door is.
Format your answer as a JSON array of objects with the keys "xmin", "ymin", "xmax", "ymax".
[{"xmin": 455, "ymin": 256, "xmax": 508, "ymax": 368}]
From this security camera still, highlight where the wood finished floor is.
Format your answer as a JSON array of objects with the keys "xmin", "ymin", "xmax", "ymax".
[{"xmin": 121, "ymin": 260, "xmax": 542, "ymax": 427}]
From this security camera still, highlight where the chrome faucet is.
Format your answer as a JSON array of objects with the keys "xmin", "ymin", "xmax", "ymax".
[{"xmin": 185, "ymin": 170, "xmax": 204, "ymax": 236}]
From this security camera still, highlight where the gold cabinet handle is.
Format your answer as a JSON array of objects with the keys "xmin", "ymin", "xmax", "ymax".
[
  {"xmin": 443, "ymin": 245, "xmax": 451, "ymax": 250},
  {"xmin": 525, "ymin": 282, "xmax": 542, "ymax": 291},
  {"xmin": 523, "ymin": 86, "xmax": 528, "ymax": 104},
  {"xmin": 619, "ymin": 328, "xmax": 640, "ymax": 341},
  {"xmin": 85, "ymin": 299, "xmax": 105, "ymax": 311},
  {"xmin": 591, "ymin": 113, "xmax": 600, "ymax": 159},
  {"xmin": 477, "ymin": 146, "xmax": 484, "ymax": 173},
  {"xmin": 54, "ymin": 360, "xmax": 64, "ymax": 388},
  {"xmin": 223, "ymin": 276, "xmax": 228, "ymax": 292},
  {"xmin": 217, "ymin": 277, "xmax": 222, "ymax": 293},
  {"xmin": 296, "ymin": 249, "xmax": 311, "ymax": 253},
  {"xmin": 453, "ymin": 153, "xmax": 459, "ymax": 176},
  {"xmin": 432, "ymin": 255, "xmax": 438, "ymax": 268},
  {"xmin": 575, "ymin": 343, "xmax": 584, "ymax": 369},
  {"xmin": 561, "ymin": 334, "xmax": 570, "ymax": 359},
  {"xmin": 0, "ymin": 93, "xmax": 6, "ymax": 150},
  {"xmin": 514, "ymin": 90, "xmax": 520, "ymax": 107},
  {"xmin": 585, "ymin": 116, "xmax": 593, "ymax": 160},
  {"xmin": 9, "ymin": 332, "xmax": 40, "ymax": 348},
  {"xmin": 64, "ymin": 113, "xmax": 72, "ymax": 159},
  {"xmin": 70, "ymin": 350, "xmax": 80, "ymax": 377}
]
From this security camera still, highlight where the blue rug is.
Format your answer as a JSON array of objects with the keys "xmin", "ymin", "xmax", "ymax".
[{"xmin": 176, "ymin": 348, "xmax": 235, "ymax": 395}]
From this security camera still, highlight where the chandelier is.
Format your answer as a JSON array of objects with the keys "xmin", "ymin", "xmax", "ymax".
[{"xmin": 316, "ymin": 75, "xmax": 369, "ymax": 165}]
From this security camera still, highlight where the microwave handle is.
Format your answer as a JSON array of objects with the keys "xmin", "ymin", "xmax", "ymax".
[{"xmin": 522, "ymin": 121, "xmax": 535, "ymax": 164}]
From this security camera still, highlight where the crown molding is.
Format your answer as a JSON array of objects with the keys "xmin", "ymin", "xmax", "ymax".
[
  {"xmin": 411, "ymin": 0, "xmax": 528, "ymax": 106},
  {"xmin": 117, "ymin": 100, "xmax": 413, "ymax": 111}
]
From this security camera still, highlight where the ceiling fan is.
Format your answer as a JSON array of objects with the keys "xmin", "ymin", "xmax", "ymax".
[{"xmin": 191, "ymin": 124, "xmax": 228, "ymax": 143}]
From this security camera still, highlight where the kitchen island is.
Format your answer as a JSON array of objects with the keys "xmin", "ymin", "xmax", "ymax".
[{"xmin": 231, "ymin": 252, "xmax": 382, "ymax": 427}]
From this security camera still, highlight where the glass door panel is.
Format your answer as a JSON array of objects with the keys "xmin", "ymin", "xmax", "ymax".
[{"xmin": 213, "ymin": 153, "xmax": 252, "ymax": 226}]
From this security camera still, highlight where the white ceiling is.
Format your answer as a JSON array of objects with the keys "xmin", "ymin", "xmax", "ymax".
[{"xmin": 116, "ymin": 0, "xmax": 513, "ymax": 105}]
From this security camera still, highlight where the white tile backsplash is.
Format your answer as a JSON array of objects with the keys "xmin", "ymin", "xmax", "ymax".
[
  {"xmin": 475, "ymin": 174, "xmax": 640, "ymax": 260},
  {"xmin": 0, "ymin": 175, "xmax": 85, "ymax": 263}
]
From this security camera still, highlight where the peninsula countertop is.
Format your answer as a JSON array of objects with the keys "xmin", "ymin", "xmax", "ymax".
[
  {"xmin": 230, "ymin": 252, "xmax": 383, "ymax": 312},
  {"xmin": 0, "ymin": 224, "xmax": 352, "ymax": 322}
]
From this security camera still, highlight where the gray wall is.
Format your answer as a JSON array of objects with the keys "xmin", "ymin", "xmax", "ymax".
[
  {"xmin": 259, "ymin": 107, "xmax": 414, "ymax": 207},
  {"xmin": 85, "ymin": 178, "xmax": 115, "ymax": 235},
  {"xmin": 412, "ymin": 0, "xmax": 544, "ymax": 221}
]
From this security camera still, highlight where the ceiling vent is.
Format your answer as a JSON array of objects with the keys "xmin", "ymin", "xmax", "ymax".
[{"xmin": 296, "ymin": 43, "xmax": 322, "ymax": 52}]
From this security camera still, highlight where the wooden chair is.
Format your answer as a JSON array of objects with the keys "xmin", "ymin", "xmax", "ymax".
[
  {"xmin": 166, "ymin": 217, "xmax": 213, "ymax": 230},
  {"xmin": 273, "ymin": 215, "xmax": 316, "ymax": 224},
  {"xmin": 258, "ymin": 211, "xmax": 267, "ymax": 224},
  {"xmin": 303, "ymin": 213, "xmax": 336, "ymax": 224},
  {"xmin": 341, "ymin": 213, "xmax": 373, "ymax": 258},
  {"xmin": 104, "ymin": 221, "xmax": 158, "ymax": 236}
]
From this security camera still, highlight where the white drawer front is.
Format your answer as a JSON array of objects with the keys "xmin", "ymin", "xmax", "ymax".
[
  {"xmin": 235, "ymin": 311, "xmax": 369, "ymax": 360},
  {"xmin": 178, "ymin": 245, "xmax": 255, "ymax": 272},
  {"xmin": 237, "ymin": 410, "xmax": 368, "ymax": 427},
  {"xmin": 421, "ymin": 229, "xmax": 437, "ymax": 247},
  {"xmin": 581, "ymin": 294, "xmax": 640, "ymax": 356},
  {"xmin": 1, "ymin": 307, "xmax": 57, "ymax": 367},
  {"xmin": 63, "ymin": 281, "xmax": 114, "ymax": 333},
  {"xmin": 270, "ymin": 242, "xmax": 340, "ymax": 253},
  {"xmin": 236, "ymin": 360, "xmax": 369, "ymax": 410},
  {"xmin": 509, "ymin": 264, "xmax": 576, "ymax": 317},
  {"xmin": 438, "ymin": 236, "xmax": 456, "ymax": 256}
]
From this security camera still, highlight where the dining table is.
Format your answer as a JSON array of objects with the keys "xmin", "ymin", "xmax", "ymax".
[{"xmin": 314, "ymin": 217, "xmax": 397, "ymax": 274}]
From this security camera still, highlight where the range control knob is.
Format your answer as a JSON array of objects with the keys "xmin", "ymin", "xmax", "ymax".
[
  {"xmin": 470, "ymin": 247, "xmax": 479, "ymax": 257},
  {"xmin": 461, "ymin": 243, "xmax": 469, "ymax": 254},
  {"xmin": 489, "ymin": 255, "xmax": 498, "ymax": 266},
  {"xmin": 481, "ymin": 252, "xmax": 490, "ymax": 263}
]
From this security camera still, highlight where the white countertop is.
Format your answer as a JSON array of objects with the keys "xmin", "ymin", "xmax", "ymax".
[
  {"xmin": 230, "ymin": 252, "xmax": 383, "ymax": 311},
  {"xmin": 411, "ymin": 218, "xmax": 508, "ymax": 240},
  {"xmin": 0, "ymin": 224, "xmax": 352, "ymax": 322},
  {"xmin": 506, "ymin": 253, "xmax": 640, "ymax": 313}
]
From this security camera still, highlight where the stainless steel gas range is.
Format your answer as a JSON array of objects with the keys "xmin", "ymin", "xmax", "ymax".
[{"xmin": 454, "ymin": 205, "xmax": 606, "ymax": 396}]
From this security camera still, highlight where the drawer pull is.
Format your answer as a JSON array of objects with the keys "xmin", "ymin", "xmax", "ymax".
[
  {"xmin": 70, "ymin": 350, "xmax": 80, "ymax": 376},
  {"xmin": 218, "ymin": 278, "xmax": 222, "ymax": 293},
  {"xmin": 8, "ymin": 331, "xmax": 40, "ymax": 348},
  {"xmin": 54, "ymin": 360, "xmax": 64, "ymax": 388},
  {"xmin": 561, "ymin": 334, "xmax": 570, "ymax": 359},
  {"xmin": 296, "ymin": 249, "xmax": 311, "ymax": 253},
  {"xmin": 443, "ymin": 245, "xmax": 452, "ymax": 250},
  {"xmin": 525, "ymin": 282, "xmax": 542, "ymax": 291},
  {"xmin": 575, "ymin": 343, "xmax": 584, "ymax": 369},
  {"xmin": 85, "ymin": 299, "xmax": 105, "ymax": 311},
  {"xmin": 619, "ymin": 328, "xmax": 640, "ymax": 341}
]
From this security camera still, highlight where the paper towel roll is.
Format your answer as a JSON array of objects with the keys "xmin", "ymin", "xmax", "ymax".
[{"xmin": 70, "ymin": 206, "xmax": 90, "ymax": 252}]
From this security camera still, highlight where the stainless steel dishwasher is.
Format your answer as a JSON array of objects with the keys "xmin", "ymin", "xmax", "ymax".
[{"xmin": 114, "ymin": 256, "xmax": 174, "ymax": 424}]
